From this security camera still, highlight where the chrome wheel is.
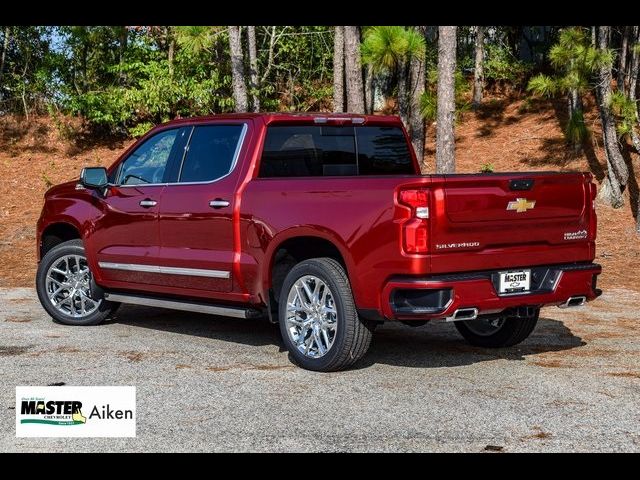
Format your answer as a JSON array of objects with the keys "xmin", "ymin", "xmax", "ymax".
[
  {"xmin": 285, "ymin": 275, "xmax": 338, "ymax": 358},
  {"xmin": 463, "ymin": 317, "xmax": 506, "ymax": 337},
  {"xmin": 45, "ymin": 254, "xmax": 101, "ymax": 318}
]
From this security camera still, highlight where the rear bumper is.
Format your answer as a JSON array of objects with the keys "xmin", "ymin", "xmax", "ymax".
[{"xmin": 379, "ymin": 263, "xmax": 602, "ymax": 321}]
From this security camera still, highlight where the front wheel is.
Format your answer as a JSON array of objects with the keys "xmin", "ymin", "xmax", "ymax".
[
  {"xmin": 278, "ymin": 257, "xmax": 373, "ymax": 372},
  {"xmin": 36, "ymin": 239, "xmax": 117, "ymax": 326},
  {"xmin": 454, "ymin": 309, "xmax": 539, "ymax": 348}
]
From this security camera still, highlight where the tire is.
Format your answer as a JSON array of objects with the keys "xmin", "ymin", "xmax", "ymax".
[
  {"xmin": 278, "ymin": 257, "xmax": 373, "ymax": 372},
  {"xmin": 36, "ymin": 239, "xmax": 117, "ymax": 326},
  {"xmin": 454, "ymin": 309, "xmax": 539, "ymax": 348}
]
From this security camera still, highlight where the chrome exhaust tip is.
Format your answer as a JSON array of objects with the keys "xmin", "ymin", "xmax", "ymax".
[
  {"xmin": 445, "ymin": 307, "xmax": 479, "ymax": 322},
  {"xmin": 558, "ymin": 296, "xmax": 587, "ymax": 308}
]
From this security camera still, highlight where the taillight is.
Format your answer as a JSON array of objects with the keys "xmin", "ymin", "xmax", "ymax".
[
  {"xmin": 399, "ymin": 189, "xmax": 429, "ymax": 219},
  {"xmin": 589, "ymin": 181, "xmax": 597, "ymax": 240},
  {"xmin": 398, "ymin": 189, "xmax": 429, "ymax": 254}
]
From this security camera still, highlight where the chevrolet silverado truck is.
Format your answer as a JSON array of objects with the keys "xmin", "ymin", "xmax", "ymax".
[{"xmin": 35, "ymin": 113, "xmax": 602, "ymax": 371}]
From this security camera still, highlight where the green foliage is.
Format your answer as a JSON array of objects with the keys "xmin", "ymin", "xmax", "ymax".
[
  {"xmin": 361, "ymin": 26, "xmax": 425, "ymax": 73},
  {"xmin": 175, "ymin": 26, "xmax": 219, "ymax": 54},
  {"xmin": 128, "ymin": 122, "xmax": 155, "ymax": 138},
  {"xmin": 41, "ymin": 172, "xmax": 53, "ymax": 188},
  {"xmin": 609, "ymin": 91, "xmax": 639, "ymax": 139},
  {"xmin": 266, "ymin": 26, "xmax": 334, "ymax": 112},
  {"xmin": 483, "ymin": 43, "xmax": 532, "ymax": 86},
  {"xmin": 529, "ymin": 27, "xmax": 609, "ymax": 101},
  {"xmin": 527, "ymin": 73, "xmax": 557, "ymax": 97},
  {"xmin": 565, "ymin": 110, "xmax": 588, "ymax": 145},
  {"xmin": 420, "ymin": 90, "xmax": 437, "ymax": 122},
  {"xmin": 480, "ymin": 162, "xmax": 494, "ymax": 173},
  {"xmin": 526, "ymin": 27, "xmax": 610, "ymax": 148}
]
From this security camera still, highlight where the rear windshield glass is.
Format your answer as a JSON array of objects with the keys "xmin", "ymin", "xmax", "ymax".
[{"xmin": 259, "ymin": 125, "xmax": 414, "ymax": 177}]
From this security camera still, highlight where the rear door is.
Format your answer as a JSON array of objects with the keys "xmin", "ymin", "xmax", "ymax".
[
  {"xmin": 156, "ymin": 122, "xmax": 248, "ymax": 293},
  {"xmin": 430, "ymin": 172, "xmax": 593, "ymax": 273}
]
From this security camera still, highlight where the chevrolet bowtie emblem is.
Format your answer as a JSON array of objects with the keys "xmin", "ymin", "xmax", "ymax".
[{"xmin": 507, "ymin": 198, "xmax": 536, "ymax": 213}]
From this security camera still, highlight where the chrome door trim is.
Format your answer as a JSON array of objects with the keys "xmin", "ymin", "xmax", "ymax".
[{"xmin": 98, "ymin": 262, "xmax": 231, "ymax": 279}]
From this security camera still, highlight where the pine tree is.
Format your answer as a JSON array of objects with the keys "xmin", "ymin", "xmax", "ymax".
[
  {"xmin": 344, "ymin": 26, "xmax": 365, "ymax": 114},
  {"xmin": 472, "ymin": 26, "xmax": 485, "ymax": 109},
  {"xmin": 436, "ymin": 26, "xmax": 457, "ymax": 174},
  {"xmin": 333, "ymin": 26, "xmax": 345, "ymax": 112},
  {"xmin": 228, "ymin": 26, "xmax": 248, "ymax": 113}
]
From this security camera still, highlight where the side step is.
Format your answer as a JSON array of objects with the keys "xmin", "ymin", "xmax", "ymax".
[{"xmin": 104, "ymin": 292, "xmax": 262, "ymax": 319}]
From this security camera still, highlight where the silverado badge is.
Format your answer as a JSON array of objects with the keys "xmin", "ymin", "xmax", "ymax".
[{"xmin": 507, "ymin": 198, "xmax": 536, "ymax": 213}]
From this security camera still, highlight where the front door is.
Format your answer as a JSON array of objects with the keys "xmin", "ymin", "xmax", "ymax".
[
  {"xmin": 89, "ymin": 127, "xmax": 187, "ymax": 288},
  {"xmin": 157, "ymin": 122, "xmax": 248, "ymax": 293}
]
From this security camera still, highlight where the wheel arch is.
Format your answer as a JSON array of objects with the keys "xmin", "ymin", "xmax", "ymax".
[
  {"xmin": 263, "ymin": 228, "xmax": 356, "ymax": 311},
  {"xmin": 39, "ymin": 220, "xmax": 83, "ymax": 260}
]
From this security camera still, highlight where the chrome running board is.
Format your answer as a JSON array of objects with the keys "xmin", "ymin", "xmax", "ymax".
[{"xmin": 104, "ymin": 293, "xmax": 262, "ymax": 319}]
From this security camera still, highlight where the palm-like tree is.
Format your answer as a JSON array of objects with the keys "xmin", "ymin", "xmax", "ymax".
[
  {"xmin": 527, "ymin": 27, "xmax": 613, "ymax": 152},
  {"xmin": 361, "ymin": 26, "xmax": 425, "ymax": 126}
]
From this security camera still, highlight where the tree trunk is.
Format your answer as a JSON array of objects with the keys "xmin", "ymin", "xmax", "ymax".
[
  {"xmin": 435, "ymin": 26, "xmax": 457, "ymax": 174},
  {"xmin": 629, "ymin": 26, "xmax": 639, "ymax": 122},
  {"xmin": 569, "ymin": 87, "xmax": 584, "ymax": 153},
  {"xmin": 0, "ymin": 26, "xmax": 10, "ymax": 84},
  {"xmin": 167, "ymin": 27, "xmax": 175, "ymax": 80},
  {"xmin": 472, "ymin": 26, "xmax": 484, "ymax": 109},
  {"xmin": 397, "ymin": 60, "xmax": 410, "ymax": 126},
  {"xmin": 596, "ymin": 26, "xmax": 628, "ymax": 207},
  {"xmin": 617, "ymin": 26, "xmax": 630, "ymax": 93},
  {"xmin": 343, "ymin": 26, "xmax": 365, "ymax": 114},
  {"xmin": 118, "ymin": 26, "xmax": 128, "ymax": 84},
  {"xmin": 333, "ymin": 26, "xmax": 345, "ymax": 112},
  {"xmin": 364, "ymin": 64, "xmax": 374, "ymax": 114},
  {"xmin": 408, "ymin": 27, "xmax": 427, "ymax": 168},
  {"xmin": 228, "ymin": 26, "xmax": 248, "ymax": 113},
  {"xmin": 247, "ymin": 26, "xmax": 260, "ymax": 112}
]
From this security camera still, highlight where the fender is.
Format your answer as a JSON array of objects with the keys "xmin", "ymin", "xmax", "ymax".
[
  {"xmin": 259, "ymin": 225, "xmax": 358, "ymax": 305},
  {"xmin": 37, "ymin": 194, "xmax": 106, "ymax": 282}
]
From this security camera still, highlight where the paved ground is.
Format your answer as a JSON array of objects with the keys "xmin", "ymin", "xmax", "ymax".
[{"xmin": 1, "ymin": 287, "xmax": 639, "ymax": 452}]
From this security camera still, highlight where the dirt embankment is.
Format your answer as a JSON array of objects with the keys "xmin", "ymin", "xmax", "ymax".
[{"xmin": 1, "ymin": 95, "xmax": 639, "ymax": 291}]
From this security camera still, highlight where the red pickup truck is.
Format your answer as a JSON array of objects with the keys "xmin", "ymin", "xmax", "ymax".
[{"xmin": 35, "ymin": 113, "xmax": 601, "ymax": 371}]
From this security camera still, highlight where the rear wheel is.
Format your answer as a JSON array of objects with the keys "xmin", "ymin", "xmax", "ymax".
[
  {"xmin": 454, "ymin": 309, "xmax": 539, "ymax": 348},
  {"xmin": 278, "ymin": 257, "xmax": 373, "ymax": 372},
  {"xmin": 36, "ymin": 239, "xmax": 117, "ymax": 326}
]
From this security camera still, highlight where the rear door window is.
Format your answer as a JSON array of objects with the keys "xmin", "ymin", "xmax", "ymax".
[{"xmin": 178, "ymin": 125, "xmax": 244, "ymax": 183}]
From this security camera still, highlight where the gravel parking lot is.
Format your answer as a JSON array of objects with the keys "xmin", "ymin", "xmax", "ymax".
[{"xmin": 1, "ymin": 287, "xmax": 639, "ymax": 452}]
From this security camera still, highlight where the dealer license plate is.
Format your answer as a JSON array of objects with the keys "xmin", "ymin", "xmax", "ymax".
[{"xmin": 498, "ymin": 270, "xmax": 531, "ymax": 294}]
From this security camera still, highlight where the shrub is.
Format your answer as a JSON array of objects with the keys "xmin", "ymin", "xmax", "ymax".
[{"xmin": 484, "ymin": 44, "xmax": 532, "ymax": 88}]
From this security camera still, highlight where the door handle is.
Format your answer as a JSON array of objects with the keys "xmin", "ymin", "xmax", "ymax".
[
  {"xmin": 209, "ymin": 199, "xmax": 230, "ymax": 209},
  {"xmin": 139, "ymin": 199, "xmax": 157, "ymax": 208}
]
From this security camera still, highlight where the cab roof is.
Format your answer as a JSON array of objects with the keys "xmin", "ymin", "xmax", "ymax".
[{"xmin": 158, "ymin": 112, "xmax": 404, "ymax": 128}]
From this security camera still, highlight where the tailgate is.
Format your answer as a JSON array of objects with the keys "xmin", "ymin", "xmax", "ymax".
[{"xmin": 429, "ymin": 172, "xmax": 595, "ymax": 274}]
